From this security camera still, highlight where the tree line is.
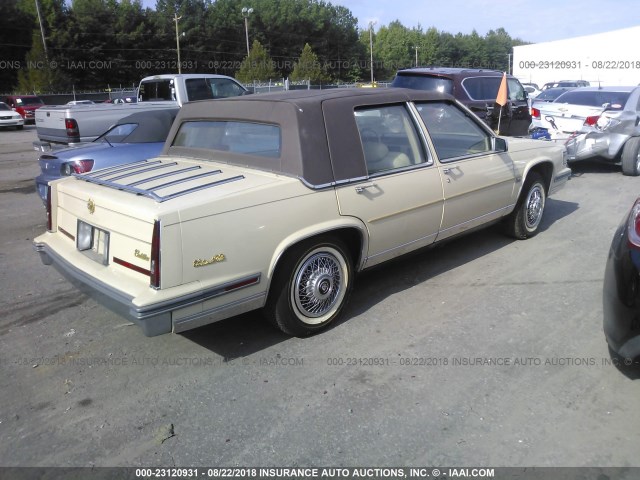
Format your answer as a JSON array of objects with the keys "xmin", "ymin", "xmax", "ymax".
[{"xmin": 0, "ymin": 0, "xmax": 528, "ymax": 93}]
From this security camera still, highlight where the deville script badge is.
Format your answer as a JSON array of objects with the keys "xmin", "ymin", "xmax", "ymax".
[
  {"xmin": 87, "ymin": 198, "xmax": 96, "ymax": 214},
  {"xmin": 193, "ymin": 254, "xmax": 226, "ymax": 268}
]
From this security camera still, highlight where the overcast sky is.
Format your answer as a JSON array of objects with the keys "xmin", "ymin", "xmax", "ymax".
[
  {"xmin": 336, "ymin": 0, "xmax": 640, "ymax": 43},
  {"xmin": 143, "ymin": 0, "xmax": 640, "ymax": 44}
]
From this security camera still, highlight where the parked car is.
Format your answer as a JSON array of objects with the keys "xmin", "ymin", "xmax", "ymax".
[
  {"xmin": 603, "ymin": 198, "xmax": 640, "ymax": 363},
  {"xmin": 35, "ymin": 108, "xmax": 178, "ymax": 203},
  {"xmin": 529, "ymin": 86, "xmax": 640, "ymax": 175},
  {"xmin": 0, "ymin": 102, "xmax": 25, "ymax": 130},
  {"xmin": 541, "ymin": 80, "xmax": 590, "ymax": 90},
  {"xmin": 391, "ymin": 67, "xmax": 531, "ymax": 136},
  {"xmin": 531, "ymin": 87, "xmax": 577, "ymax": 104},
  {"xmin": 34, "ymin": 88, "xmax": 571, "ymax": 337},
  {"xmin": 1, "ymin": 94, "xmax": 45, "ymax": 124},
  {"xmin": 523, "ymin": 83, "xmax": 541, "ymax": 98}
]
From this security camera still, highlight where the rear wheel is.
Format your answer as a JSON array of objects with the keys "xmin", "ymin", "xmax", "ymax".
[
  {"xmin": 504, "ymin": 173, "xmax": 546, "ymax": 239},
  {"xmin": 264, "ymin": 237, "xmax": 353, "ymax": 336},
  {"xmin": 621, "ymin": 137, "xmax": 640, "ymax": 176}
]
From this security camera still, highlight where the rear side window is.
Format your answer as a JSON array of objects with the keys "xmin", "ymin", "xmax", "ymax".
[
  {"xmin": 354, "ymin": 104, "xmax": 428, "ymax": 175},
  {"xmin": 172, "ymin": 121, "xmax": 281, "ymax": 158},
  {"xmin": 185, "ymin": 78, "xmax": 246, "ymax": 101},
  {"xmin": 462, "ymin": 77, "xmax": 502, "ymax": 100}
]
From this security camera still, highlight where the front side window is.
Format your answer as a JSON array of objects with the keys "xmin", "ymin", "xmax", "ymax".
[
  {"xmin": 172, "ymin": 121, "xmax": 281, "ymax": 158},
  {"xmin": 354, "ymin": 104, "xmax": 427, "ymax": 175},
  {"xmin": 416, "ymin": 101, "xmax": 492, "ymax": 160},
  {"xmin": 507, "ymin": 78, "xmax": 526, "ymax": 101}
]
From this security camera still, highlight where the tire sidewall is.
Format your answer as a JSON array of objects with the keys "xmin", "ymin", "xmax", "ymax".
[{"xmin": 270, "ymin": 238, "xmax": 353, "ymax": 336}]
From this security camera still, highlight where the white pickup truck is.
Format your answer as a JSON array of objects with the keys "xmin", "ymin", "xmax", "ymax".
[{"xmin": 35, "ymin": 74, "xmax": 248, "ymax": 146}]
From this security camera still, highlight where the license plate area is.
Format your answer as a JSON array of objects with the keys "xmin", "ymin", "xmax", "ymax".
[{"xmin": 76, "ymin": 220, "xmax": 110, "ymax": 265}]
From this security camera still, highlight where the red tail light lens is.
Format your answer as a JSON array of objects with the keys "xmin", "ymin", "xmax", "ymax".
[
  {"xmin": 627, "ymin": 199, "xmax": 640, "ymax": 248},
  {"xmin": 150, "ymin": 220, "xmax": 161, "ymax": 289},
  {"xmin": 61, "ymin": 159, "xmax": 94, "ymax": 176},
  {"xmin": 65, "ymin": 118, "xmax": 80, "ymax": 140},
  {"xmin": 46, "ymin": 185, "xmax": 52, "ymax": 231},
  {"xmin": 584, "ymin": 115, "xmax": 599, "ymax": 127},
  {"xmin": 531, "ymin": 107, "xmax": 540, "ymax": 119}
]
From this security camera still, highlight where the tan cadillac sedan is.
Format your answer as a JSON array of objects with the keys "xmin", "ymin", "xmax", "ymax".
[{"xmin": 34, "ymin": 88, "xmax": 571, "ymax": 337}]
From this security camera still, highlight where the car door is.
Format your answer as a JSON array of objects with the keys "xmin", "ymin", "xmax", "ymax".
[
  {"xmin": 415, "ymin": 101, "xmax": 517, "ymax": 241},
  {"xmin": 333, "ymin": 103, "xmax": 445, "ymax": 268}
]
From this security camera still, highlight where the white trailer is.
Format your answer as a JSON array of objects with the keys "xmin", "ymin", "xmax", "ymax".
[{"xmin": 512, "ymin": 26, "xmax": 640, "ymax": 88}]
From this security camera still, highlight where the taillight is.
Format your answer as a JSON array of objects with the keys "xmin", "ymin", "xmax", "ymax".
[
  {"xmin": 65, "ymin": 118, "xmax": 80, "ymax": 140},
  {"xmin": 627, "ymin": 199, "xmax": 640, "ymax": 248},
  {"xmin": 150, "ymin": 220, "xmax": 161, "ymax": 289},
  {"xmin": 531, "ymin": 107, "xmax": 540, "ymax": 119},
  {"xmin": 61, "ymin": 159, "xmax": 94, "ymax": 176},
  {"xmin": 584, "ymin": 115, "xmax": 599, "ymax": 127},
  {"xmin": 46, "ymin": 185, "xmax": 52, "ymax": 231}
]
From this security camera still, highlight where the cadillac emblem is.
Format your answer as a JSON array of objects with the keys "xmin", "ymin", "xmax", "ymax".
[{"xmin": 87, "ymin": 198, "xmax": 96, "ymax": 214}]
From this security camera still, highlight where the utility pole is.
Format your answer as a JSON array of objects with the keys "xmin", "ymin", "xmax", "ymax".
[
  {"xmin": 174, "ymin": 13, "xmax": 182, "ymax": 74},
  {"xmin": 34, "ymin": 0, "xmax": 49, "ymax": 63},
  {"xmin": 369, "ymin": 20, "xmax": 377, "ymax": 84},
  {"xmin": 413, "ymin": 46, "xmax": 419, "ymax": 67},
  {"xmin": 242, "ymin": 7, "xmax": 254, "ymax": 57}
]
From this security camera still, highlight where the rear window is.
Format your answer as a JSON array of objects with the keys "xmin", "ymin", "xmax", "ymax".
[
  {"xmin": 139, "ymin": 80, "xmax": 173, "ymax": 101},
  {"xmin": 555, "ymin": 90, "xmax": 631, "ymax": 109},
  {"xmin": 391, "ymin": 74, "xmax": 453, "ymax": 95},
  {"xmin": 172, "ymin": 121, "xmax": 281, "ymax": 158}
]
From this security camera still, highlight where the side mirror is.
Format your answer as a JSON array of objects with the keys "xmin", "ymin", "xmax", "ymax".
[{"xmin": 493, "ymin": 137, "xmax": 508, "ymax": 152}]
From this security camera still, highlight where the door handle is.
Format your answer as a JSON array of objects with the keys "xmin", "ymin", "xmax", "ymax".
[{"xmin": 355, "ymin": 183, "xmax": 377, "ymax": 194}]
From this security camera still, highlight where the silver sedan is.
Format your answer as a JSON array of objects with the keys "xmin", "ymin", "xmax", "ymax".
[{"xmin": 529, "ymin": 86, "xmax": 640, "ymax": 175}]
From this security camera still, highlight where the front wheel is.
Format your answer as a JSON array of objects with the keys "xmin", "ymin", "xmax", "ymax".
[
  {"xmin": 504, "ymin": 173, "xmax": 546, "ymax": 239},
  {"xmin": 264, "ymin": 238, "xmax": 353, "ymax": 336}
]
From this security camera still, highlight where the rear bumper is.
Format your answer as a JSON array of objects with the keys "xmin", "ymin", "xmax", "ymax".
[
  {"xmin": 34, "ymin": 241, "xmax": 172, "ymax": 336},
  {"xmin": 33, "ymin": 240, "xmax": 265, "ymax": 337}
]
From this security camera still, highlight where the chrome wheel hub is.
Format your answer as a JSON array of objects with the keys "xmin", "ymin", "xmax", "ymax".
[
  {"xmin": 526, "ymin": 185, "xmax": 544, "ymax": 230},
  {"xmin": 294, "ymin": 252, "xmax": 342, "ymax": 319}
]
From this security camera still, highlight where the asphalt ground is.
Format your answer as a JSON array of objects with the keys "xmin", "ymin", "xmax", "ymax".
[{"xmin": 1, "ymin": 126, "xmax": 640, "ymax": 471}]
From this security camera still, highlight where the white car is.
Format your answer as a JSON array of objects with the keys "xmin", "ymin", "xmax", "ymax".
[{"xmin": 0, "ymin": 102, "xmax": 24, "ymax": 130}]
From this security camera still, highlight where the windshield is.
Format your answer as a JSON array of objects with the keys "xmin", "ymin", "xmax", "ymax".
[
  {"xmin": 0, "ymin": 103, "xmax": 10, "ymax": 111},
  {"xmin": 15, "ymin": 97, "xmax": 44, "ymax": 105},
  {"xmin": 391, "ymin": 74, "xmax": 453, "ymax": 95},
  {"xmin": 555, "ymin": 90, "xmax": 631, "ymax": 110}
]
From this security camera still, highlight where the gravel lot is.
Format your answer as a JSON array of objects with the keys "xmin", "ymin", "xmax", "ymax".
[{"xmin": 1, "ymin": 126, "xmax": 640, "ymax": 470}]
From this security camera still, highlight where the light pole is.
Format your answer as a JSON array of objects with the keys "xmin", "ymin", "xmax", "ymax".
[
  {"xmin": 174, "ymin": 13, "xmax": 182, "ymax": 73},
  {"xmin": 413, "ymin": 46, "xmax": 419, "ymax": 67},
  {"xmin": 369, "ymin": 20, "xmax": 377, "ymax": 84},
  {"xmin": 242, "ymin": 7, "xmax": 254, "ymax": 57}
]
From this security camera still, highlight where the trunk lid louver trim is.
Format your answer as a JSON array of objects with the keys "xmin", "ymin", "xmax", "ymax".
[{"xmin": 73, "ymin": 159, "xmax": 245, "ymax": 202}]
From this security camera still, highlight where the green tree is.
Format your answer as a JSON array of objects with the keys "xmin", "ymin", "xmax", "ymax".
[
  {"xmin": 0, "ymin": 0, "xmax": 34, "ymax": 92},
  {"xmin": 235, "ymin": 39, "xmax": 277, "ymax": 82},
  {"xmin": 290, "ymin": 43, "xmax": 326, "ymax": 82}
]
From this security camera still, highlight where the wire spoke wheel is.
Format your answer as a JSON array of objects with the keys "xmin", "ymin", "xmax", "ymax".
[
  {"xmin": 292, "ymin": 247, "xmax": 347, "ymax": 323},
  {"xmin": 525, "ymin": 184, "xmax": 545, "ymax": 230}
]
